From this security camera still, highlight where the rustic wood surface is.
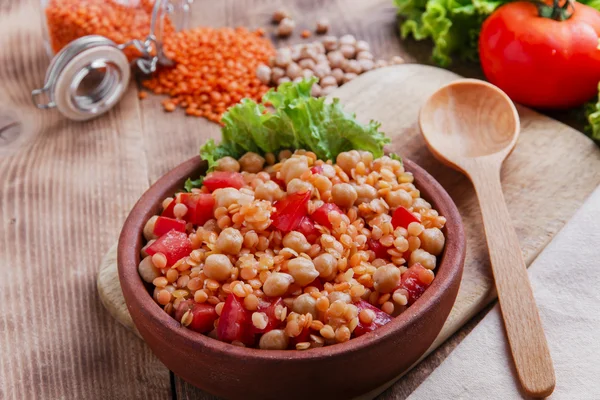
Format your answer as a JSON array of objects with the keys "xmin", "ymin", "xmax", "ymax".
[{"xmin": 1, "ymin": 0, "xmax": 598, "ymax": 399}]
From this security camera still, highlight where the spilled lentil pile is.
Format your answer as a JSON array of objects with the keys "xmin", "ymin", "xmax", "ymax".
[{"xmin": 142, "ymin": 27, "xmax": 274, "ymax": 122}]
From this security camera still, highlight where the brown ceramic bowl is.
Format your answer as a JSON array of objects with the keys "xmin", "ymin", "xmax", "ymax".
[{"xmin": 118, "ymin": 156, "xmax": 465, "ymax": 400}]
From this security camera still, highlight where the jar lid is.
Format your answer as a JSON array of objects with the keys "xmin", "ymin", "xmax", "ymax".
[{"xmin": 32, "ymin": 35, "xmax": 131, "ymax": 121}]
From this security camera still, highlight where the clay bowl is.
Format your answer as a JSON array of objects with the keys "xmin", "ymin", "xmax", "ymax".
[{"xmin": 118, "ymin": 155, "xmax": 465, "ymax": 400}]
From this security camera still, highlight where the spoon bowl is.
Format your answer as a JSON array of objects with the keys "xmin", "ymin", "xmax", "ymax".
[
  {"xmin": 419, "ymin": 79, "xmax": 555, "ymax": 398},
  {"xmin": 420, "ymin": 79, "xmax": 520, "ymax": 171}
]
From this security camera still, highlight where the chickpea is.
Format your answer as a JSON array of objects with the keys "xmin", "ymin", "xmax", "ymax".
[
  {"xmin": 313, "ymin": 253, "xmax": 337, "ymax": 279},
  {"xmin": 412, "ymin": 198, "xmax": 431, "ymax": 211},
  {"xmin": 310, "ymin": 83, "xmax": 322, "ymax": 97},
  {"xmin": 280, "ymin": 156, "xmax": 309, "ymax": 184},
  {"xmin": 143, "ymin": 215, "xmax": 158, "ymax": 241},
  {"xmin": 358, "ymin": 59, "xmax": 374, "ymax": 72},
  {"xmin": 356, "ymin": 51, "xmax": 374, "ymax": 61},
  {"xmin": 331, "ymin": 68, "xmax": 344, "ymax": 84},
  {"xmin": 239, "ymin": 152, "xmax": 265, "ymax": 173},
  {"xmin": 272, "ymin": 9, "xmax": 290, "ymax": 23},
  {"xmin": 263, "ymin": 272, "xmax": 293, "ymax": 297},
  {"xmin": 313, "ymin": 63, "xmax": 331, "ymax": 79},
  {"xmin": 216, "ymin": 156, "xmax": 240, "ymax": 172},
  {"xmin": 410, "ymin": 249, "xmax": 437, "ymax": 270},
  {"xmin": 293, "ymin": 293, "xmax": 318, "ymax": 318},
  {"xmin": 358, "ymin": 151, "xmax": 373, "ymax": 167},
  {"xmin": 343, "ymin": 72, "xmax": 358, "ymax": 83},
  {"xmin": 271, "ymin": 67, "xmax": 285, "ymax": 82},
  {"xmin": 355, "ymin": 40, "xmax": 370, "ymax": 52},
  {"xmin": 256, "ymin": 64, "xmax": 271, "ymax": 85},
  {"xmin": 328, "ymin": 291, "xmax": 352, "ymax": 304},
  {"xmin": 336, "ymin": 150, "xmax": 360, "ymax": 174},
  {"xmin": 320, "ymin": 75, "xmax": 338, "ymax": 88},
  {"xmin": 203, "ymin": 254, "xmax": 233, "ymax": 281},
  {"xmin": 287, "ymin": 257, "xmax": 319, "ymax": 286},
  {"xmin": 278, "ymin": 149, "xmax": 293, "ymax": 161},
  {"xmin": 321, "ymin": 85, "xmax": 336, "ymax": 97},
  {"xmin": 345, "ymin": 59, "xmax": 362, "ymax": 74},
  {"xmin": 391, "ymin": 55, "xmax": 405, "ymax": 65},
  {"xmin": 278, "ymin": 77, "xmax": 292, "ymax": 85},
  {"xmin": 259, "ymin": 329, "xmax": 289, "ymax": 350},
  {"xmin": 286, "ymin": 178, "xmax": 313, "ymax": 195},
  {"xmin": 282, "ymin": 232, "xmax": 311, "ymax": 254},
  {"xmin": 374, "ymin": 59, "xmax": 388, "ymax": 69},
  {"xmin": 315, "ymin": 18, "xmax": 330, "ymax": 34},
  {"xmin": 385, "ymin": 189, "xmax": 413, "ymax": 208},
  {"xmin": 277, "ymin": 18, "xmax": 295, "ymax": 37},
  {"xmin": 327, "ymin": 51, "xmax": 345, "ymax": 68},
  {"xmin": 255, "ymin": 180, "xmax": 284, "ymax": 202},
  {"xmin": 322, "ymin": 36, "xmax": 338, "ymax": 51},
  {"xmin": 214, "ymin": 188, "xmax": 253, "ymax": 208},
  {"xmin": 138, "ymin": 255, "xmax": 160, "ymax": 283},
  {"xmin": 331, "ymin": 183, "xmax": 358, "ymax": 208},
  {"xmin": 354, "ymin": 184, "xmax": 378, "ymax": 205},
  {"xmin": 419, "ymin": 228, "xmax": 445, "ymax": 256},
  {"xmin": 340, "ymin": 44, "xmax": 356, "ymax": 59},
  {"xmin": 215, "ymin": 227, "xmax": 244, "ymax": 254},
  {"xmin": 373, "ymin": 264, "xmax": 401, "ymax": 293},
  {"xmin": 339, "ymin": 34, "xmax": 356, "ymax": 46},
  {"xmin": 286, "ymin": 62, "xmax": 303, "ymax": 80}
]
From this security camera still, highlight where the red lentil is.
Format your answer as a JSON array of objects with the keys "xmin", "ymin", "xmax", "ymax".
[{"xmin": 143, "ymin": 27, "xmax": 275, "ymax": 123}]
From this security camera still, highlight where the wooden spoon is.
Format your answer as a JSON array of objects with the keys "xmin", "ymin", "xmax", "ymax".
[{"xmin": 419, "ymin": 79, "xmax": 555, "ymax": 398}]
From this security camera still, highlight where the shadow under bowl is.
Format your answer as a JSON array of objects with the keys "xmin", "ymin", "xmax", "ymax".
[{"xmin": 117, "ymin": 156, "xmax": 466, "ymax": 400}]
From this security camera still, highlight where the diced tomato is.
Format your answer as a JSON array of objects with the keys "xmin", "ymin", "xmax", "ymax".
[
  {"xmin": 217, "ymin": 295, "xmax": 255, "ymax": 346},
  {"xmin": 296, "ymin": 216, "xmax": 320, "ymax": 243},
  {"xmin": 251, "ymin": 297, "xmax": 286, "ymax": 334},
  {"xmin": 368, "ymin": 238, "xmax": 389, "ymax": 260},
  {"xmin": 146, "ymin": 230, "xmax": 192, "ymax": 266},
  {"xmin": 175, "ymin": 300, "xmax": 218, "ymax": 333},
  {"xmin": 310, "ymin": 165, "xmax": 323, "ymax": 174},
  {"xmin": 391, "ymin": 206, "xmax": 420, "ymax": 229},
  {"xmin": 161, "ymin": 198, "xmax": 177, "ymax": 218},
  {"xmin": 311, "ymin": 203, "xmax": 343, "ymax": 228},
  {"xmin": 289, "ymin": 326, "xmax": 311, "ymax": 349},
  {"xmin": 178, "ymin": 193, "xmax": 215, "ymax": 226},
  {"xmin": 203, "ymin": 171, "xmax": 245, "ymax": 192},
  {"xmin": 153, "ymin": 216, "xmax": 186, "ymax": 236},
  {"xmin": 353, "ymin": 300, "xmax": 393, "ymax": 337},
  {"xmin": 271, "ymin": 191, "xmax": 311, "ymax": 232},
  {"xmin": 398, "ymin": 263, "xmax": 434, "ymax": 305}
]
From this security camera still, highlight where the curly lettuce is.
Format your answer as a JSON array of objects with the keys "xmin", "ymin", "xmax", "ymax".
[
  {"xmin": 200, "ymin": 78, "xmax": 390, "ymax": 171},
  {"xmin": 586, "ymin": 84, "xmax": 600, "ymax": 143}
]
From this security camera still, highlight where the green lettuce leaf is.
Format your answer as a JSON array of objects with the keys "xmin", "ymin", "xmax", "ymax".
[
  {"xmin": 200, "ymin": 78, "xmax": 390, "ymax": 170},
  {"xmin": 585, "ymin": 84, "xmax": 600, "ymax": 143}
]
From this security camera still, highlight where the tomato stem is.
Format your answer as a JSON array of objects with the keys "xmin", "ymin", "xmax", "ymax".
[{"xmin": 535, "ymin": 0, "xmax": 574, "ymax": 20}]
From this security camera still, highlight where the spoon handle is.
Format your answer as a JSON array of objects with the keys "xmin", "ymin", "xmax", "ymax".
[{"xmin": 470, "ymin": 164, "xmax": 555, "ymax": 398}]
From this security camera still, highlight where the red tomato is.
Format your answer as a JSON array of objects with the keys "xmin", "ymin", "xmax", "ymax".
[
  {"xmin": 296, "ymin": 216, "xmax": 320, "ymax": 243},
  {"xmin": 289, "ymin": 326, "xmax": 311, "ymax": 349},
  {"xmin": 310, "ymin": 165, "xmax": 324, "ymax": 174},
  {"xmin": 306, "ymin": 278, "xmax": 324, "ymax": 291},
  {"xmin": 368, "ymin": 238, "xmax": 389, "ymax": 260},
  {"xmin": 353, "ymin": 300, "xmax": 393, "ymax": 337},
  {"xmin": 203, "ymin": 171, "xmax": 245, "ymax": 192},
  {"xmin": 161, "ymin": 198, "xmax": 177, "ymax": 218},
  {"xmin": 178, "ymin": 193, "xmax": 215, "ymax": 226},
  {"xmin": 217, "ymin": 295, "xmax": 255, "ymax": 345},
  {"xmin": 398, "ymin": 263, "xmax": 434, "ymax": 305},
  {"xmin": 271, "ymin": 191, "xmax": 311, "ymax": 232},
  {"xmin": 153, "ymin": 216, "xmax": 186, "ymax": 236},
  {"xmin": 479, "ymin": 1, "xmax": 600, "ymax": 109},
  {"xmin": 175, "ymin": 300, "xmax": 218, "ymax": 333},
  {"xmin": 311, "ymin": 203, "xmax": 343, "ymax": 228},
  {"xmin": 251, "ymin": 297, "xmax": 286, "ymax": 334},
  {"xmin": 146, "ymin": 230, "xmax": 192, "ymax": 266},
  {"xmin": 391, "ymin": 207, "xmax": 420, "ymax": 229}
]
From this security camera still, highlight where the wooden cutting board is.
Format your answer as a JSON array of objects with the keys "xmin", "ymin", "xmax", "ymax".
[{"xmin": 98, "ymin": 64, "xmax": 600, "ymax": 398}]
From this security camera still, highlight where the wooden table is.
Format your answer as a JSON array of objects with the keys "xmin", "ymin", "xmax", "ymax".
[{"xmin": 0, "ymin": 0, "xmax": 588, "ymax": 398}]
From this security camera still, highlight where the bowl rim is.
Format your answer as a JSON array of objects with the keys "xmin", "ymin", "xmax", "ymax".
[{"xmin": 118, "ymin": 155, "xmax": 465, "ymax": 361}]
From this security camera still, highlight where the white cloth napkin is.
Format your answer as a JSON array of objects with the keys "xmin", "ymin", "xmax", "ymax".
[{"xmin": 408, "ymin": 186, "xmax": 600, "ymax": 400}]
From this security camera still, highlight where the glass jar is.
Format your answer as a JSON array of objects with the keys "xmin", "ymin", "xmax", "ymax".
[{"xmin": 33, "ymin": 0, "xmax": 191, "ymax": 120}]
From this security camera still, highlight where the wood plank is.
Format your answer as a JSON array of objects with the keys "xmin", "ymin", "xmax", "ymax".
[{"xmin": 0, "ymin": 1, "xmax": 171, "ymax": 398}]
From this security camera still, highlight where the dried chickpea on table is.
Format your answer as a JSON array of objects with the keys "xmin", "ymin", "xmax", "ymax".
[{"xmin": 137, "ymin": 79, "xmax": 447, "ymax": 350}]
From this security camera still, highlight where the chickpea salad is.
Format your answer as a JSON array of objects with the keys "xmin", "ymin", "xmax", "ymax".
[{"xmin": 137, "ymin": 79, "xmax": 447, "ymax": 350}]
